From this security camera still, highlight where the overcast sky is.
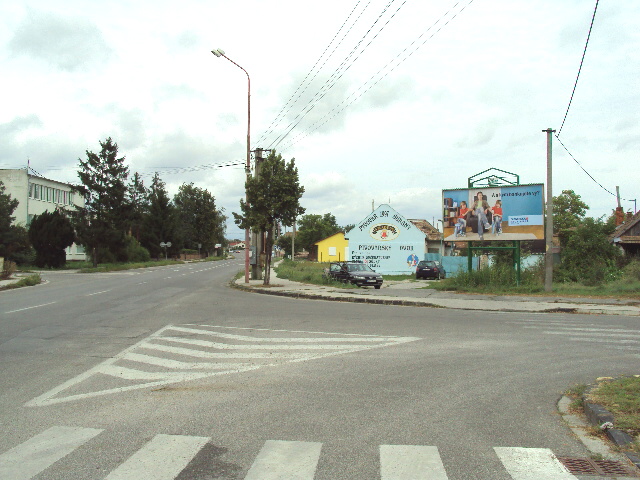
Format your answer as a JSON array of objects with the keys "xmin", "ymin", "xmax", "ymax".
[{"xmin": 1, "ymin": 0, "xmax": 637, "ymax": 239}]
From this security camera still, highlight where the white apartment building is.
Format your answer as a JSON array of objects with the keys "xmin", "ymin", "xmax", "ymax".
[{"xmin": 0, "ymin": 168, "xmax": 86, "ymax": 261}]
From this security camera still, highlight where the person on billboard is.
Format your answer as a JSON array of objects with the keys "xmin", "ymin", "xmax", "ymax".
[
  {"xmin": 491, "ymin": 199, "xmax": 503, "ymax": 235},
  {"xmin": 454, "ymin": 201, "xmax": 469, "ymax": 237},
  {"xmin": 470, "ymin": 191, "xmax": 491, "ymax": 240}
]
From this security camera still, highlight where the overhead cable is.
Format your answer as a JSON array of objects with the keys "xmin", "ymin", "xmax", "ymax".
[
  {"xmin": 554, "ymin": 134, "xmax": 631, "ymax": 201},
  {"xmin": 557, "ymin": 0, "xmax": 600, "ymax": 136},
  {"xmin": 256, "ymin": 1, "xmax": 369, "ymax": 146},
  {"xmin": 280, "ymin": 0, "xmax": 475, "ymax": 151},
  {"xmin": 265, "ymin": 0, "xmax": 408, "ymax": 150}
]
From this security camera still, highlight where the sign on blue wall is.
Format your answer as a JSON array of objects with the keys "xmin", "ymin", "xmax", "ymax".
[{"xmin": 348, "ymin": 204, "xmax": 425, "ymax": 274}]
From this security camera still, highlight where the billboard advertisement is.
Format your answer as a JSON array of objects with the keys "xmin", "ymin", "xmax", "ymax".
[{"xmin": 442, "ymin": 184, "xmax": 544, "ymax": 241}]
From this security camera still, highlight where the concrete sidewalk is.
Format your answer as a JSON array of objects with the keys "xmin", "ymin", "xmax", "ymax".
[{"xmin": 233, "ymin": 272, "xmax": 640, "ymax": 316}]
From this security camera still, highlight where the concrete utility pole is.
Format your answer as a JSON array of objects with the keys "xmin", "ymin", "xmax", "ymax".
[
  {"xmin": 543, "ymin": 128, "xmax": 556, "ymax": 292},
  {"xmin": 253, "ymin": 148, "xmax": 264, "ymax": 280}
]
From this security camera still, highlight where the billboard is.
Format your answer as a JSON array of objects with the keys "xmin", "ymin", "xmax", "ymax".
[{"xmin": 442, "ymin": 184, "xmax": 544, "ymax": 241}]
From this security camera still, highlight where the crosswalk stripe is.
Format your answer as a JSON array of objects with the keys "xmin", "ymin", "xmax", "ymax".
[
  {"xmin": 122, "ymin": 352, "xmax": 252, "ymax": 369},
  {"xmin": 171, "ymin": 325, "xmax": 414, "ymax": 343},
  {"xmin": 244, "ymin": 440, "xmax": 322, "ymax": 480},
  {"xmin": 0, "ymin": 426, "xmax": 103, "ymax": 480},
  {"xmin": 104, "ymin": 434, "xmax": 209, "ymax": 480},
  {"xmin": 380, "ymin": 445, "xmax": 448, "ymax": 480},
  {"xmin": 158, "ymin": 335, "xmax": 365, "ymax": 350},
  {"xmin": 140, "ymin": 341, "xmax": 315, "ymax": 359},
  {"xmin": 494, "ymin": 447, "xmax": 577, "ymax": 479}
]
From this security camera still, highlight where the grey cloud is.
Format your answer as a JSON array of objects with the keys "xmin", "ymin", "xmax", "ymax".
[
  {"xmin": 8, "ymin": 10, "xmax": 113, "ymax": 71},
  {"xmin": 0, "ymin": 115, "xmax": 43, "ymax": 137}
]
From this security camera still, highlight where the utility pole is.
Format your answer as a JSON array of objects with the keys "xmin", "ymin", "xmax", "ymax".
[
  {"xmin": 543, "ymin": 128, "xmax": 555, "ymax": 292},
  {"xmin": 253, "ymin": 148, "xmax": 264, "ymax": 280}
]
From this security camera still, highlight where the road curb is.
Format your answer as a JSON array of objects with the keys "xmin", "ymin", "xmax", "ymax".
[
  {"xmin": 583, "ymin": 383, "xmax": 640, "ymax": 470},
  {"xmin": 230, "ymin": 280, "xmax": 445, "ymax": 308},
  {"xmin": 229, "ymin": 280, "xmax": 640, "ymax": 316}
]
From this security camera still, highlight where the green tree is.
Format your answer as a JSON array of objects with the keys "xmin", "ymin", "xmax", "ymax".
[
  {"xmin": 28, "ymin": 210, "xmax": 75, "ymax": 268},
  {"xmin": 233, "ymin": 151, "xmax": 305, "ymax": 284},
  {"xmin": 127, "ymin": 172, "xmax": 148, "ymax": 242},
  {"xmin": 174, "ymin": 183, "xmax": 226, "ymax": 256},
  {"xmin": 141, "ymin": 173, "xmax": 180, "ymax": 259},
  {"xmin": 556, "ymin": 217, "xmax": 621, "ymax": 285},
  {"xmin": 275, "ymin": 232, "xmax": 302, "ymax": 257},
  {"xmin": 553, "ymin": 190, "xmax": 589, "ymax": 234},
  {"xmin": 73, "ymin": 137, "xmax": 130, "ymax": 266},
  {"xmin": 0, "ymin": 180, "xmax": 31, "ymax": 264},
  {"xmin": 296, "ymin": 213, "xmax": 341, "ymax": 259},
  {"xmin": 0, "ymin": 180, "xmax": 19, "ymax": 258}
]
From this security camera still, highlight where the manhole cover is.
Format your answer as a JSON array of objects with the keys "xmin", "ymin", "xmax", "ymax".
[{"xmin": 558, "ymin": 457, "xmax": 638, "ymax": 477}]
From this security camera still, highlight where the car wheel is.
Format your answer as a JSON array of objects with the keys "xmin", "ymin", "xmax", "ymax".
[{"xmin": 374, "ymin": 285, "xmax": 381, "ymax": 289}]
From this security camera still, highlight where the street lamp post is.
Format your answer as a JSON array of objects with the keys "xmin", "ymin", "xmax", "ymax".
[{"xmin": 212, "ymin": 48, "xmax": 251, "ymax": 283}]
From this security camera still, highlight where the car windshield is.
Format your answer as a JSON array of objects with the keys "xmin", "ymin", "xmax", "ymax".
[
  {"xmin": 347, "ymin": 264, "xmax": 373, "ymax": 272},
  {"xmin": 419, "ymin": 261, "xmax": 436, "ymax": 267}
]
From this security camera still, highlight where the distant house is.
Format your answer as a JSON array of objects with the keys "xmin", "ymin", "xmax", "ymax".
[
  {"xmin": 610, "ymin": 211, "xmax": 640, "ymax": 256},
  {"xmin": 408, "ymin": 219, "xmax": 443, "ymax": 255},
  {"xmin": 229, "ymin": 241, "xmax": 246, "ymax": 250},
  {"xmin": 0, "ymin": 168, "xmax": 86, "ymax": 261},
  {"xmin": 314, "ymin": 232, "xmax": 348, "ymax": 263}
]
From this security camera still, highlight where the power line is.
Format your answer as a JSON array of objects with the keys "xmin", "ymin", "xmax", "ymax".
[
  {"xmin": 256, "ymin": 1, "xmax": 369, "ymax": 146},
  {"xmin": 554, "ymin": 134, "xmax": 632, "ymax": 201},
  {"xmin": 264, "ymin": 0, "xmax": 409, "ymax": 150},
  {"xmin": 279, "ymin": 0, "xmax": 476, "ymax": 151},
  {"xmin": 557, "ymin": 0, "xmax": 599, "ymax": 136}
]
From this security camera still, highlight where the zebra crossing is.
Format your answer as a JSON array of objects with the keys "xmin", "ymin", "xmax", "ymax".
[
  {"xmin": 0, "ymin": 426, "xmax": 581, "ymax": 479},
  {"xmin": 508, "ymin": 317, "xmax": 640, "ymax": 353},
  {"xmin": 26, "ymin": 325, "xmax": 421, "ymax": 407}
]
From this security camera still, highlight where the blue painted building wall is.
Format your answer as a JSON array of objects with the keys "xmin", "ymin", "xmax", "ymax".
[{"xmin": 347, "ymin": 204, "xmax": 426, "ymax": 274}]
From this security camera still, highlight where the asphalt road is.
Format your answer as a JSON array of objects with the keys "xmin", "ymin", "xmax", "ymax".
[{"xmin": 0, "ymin": 259, "xmax": 638, "ymax": 479}]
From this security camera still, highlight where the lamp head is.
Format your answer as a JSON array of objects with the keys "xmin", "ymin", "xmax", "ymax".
[{"xmin": 211, "ymin": 48, "xmax": 225, "ymax": 57}]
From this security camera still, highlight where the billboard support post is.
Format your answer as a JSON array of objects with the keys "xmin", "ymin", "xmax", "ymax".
[{"xmin": 466, "ymin": 241, "xmax": 522, "ymax": 286}]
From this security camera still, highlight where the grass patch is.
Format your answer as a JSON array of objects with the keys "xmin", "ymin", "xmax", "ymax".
[
  {"xmin": 429, "ymin": 261, "xmax": 640, "ymax": 298},
  {"xmin": 565, "ymin": 383, "xmax": 588, "ymax": 412},
  {"xmin": 588, "ymin": 376, "xmax": 640, "ymax": 448},
  {"xmin": 0, "ymin": 274, "xmax": 42, "ymax": 290},
  {"xmin": 274, "ymin": 259, "xmax": 358, "ymax": 288},
  {"xmin": 79, "ymin": 259, "xmax": 184, "ymax": 273}
]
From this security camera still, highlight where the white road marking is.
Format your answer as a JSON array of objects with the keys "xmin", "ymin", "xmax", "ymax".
[
  {"xmin": 0, "ymin": 426, "xmax": 102, "ymax": 480},
  {"xmin": 5, "ymin": 301, "xmax": 57, "ymax": 314},
  {"xmin": 244, "ymin": 440, "xmax": 322, "ymax": 480},
  {"xmin": 104, "ymin": 434, "xmax": 208, "ymax": 480},
  {"xmin": 158, "ymin": 335, "xmax": 375, "ymax": 350},
  {"xmin": 26, "ymin": 324, "xmax": 420, "ymax": 407},
  {"xmin": 494, "ymin": 447, "xmax": 577, "ymax": 479},
  {"xmin": 380, "ymin": 445, "xmax": 448, "ymax": 480},
  {"xmin": 86, "ymin": 290, "xmax": 111, "ymax": 296}
]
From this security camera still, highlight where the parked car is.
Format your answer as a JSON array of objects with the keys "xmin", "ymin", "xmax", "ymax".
[
  {"xmin": 327, "ymin": 262, "xmax": 383, "ymax": 289},
  {"xmin": 416, "ymin": 260, "xmax": 446, "ymax": 280}
]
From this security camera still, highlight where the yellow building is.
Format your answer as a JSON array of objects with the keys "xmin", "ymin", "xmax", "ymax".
[{"xmin": 314, "ymin": 232, "xmax": 349, "ymax": 263}]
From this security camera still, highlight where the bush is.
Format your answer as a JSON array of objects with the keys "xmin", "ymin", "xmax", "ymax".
[
  {"xmin": 124, "ymin": 236, "xmax": 151, "ymax": 262},
  {"xmin": 556, "ymin": 217, "xmax": 622, "ymax": 286},
  {"xmin": 622, "ymin": 258, "xmax": 640, "ymax": 281},
  {"xmin": 1, "ymin": 260, "xmax": 17, "ymax": 279}
]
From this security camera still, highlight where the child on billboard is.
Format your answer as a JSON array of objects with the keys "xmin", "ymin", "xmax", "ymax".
[
  {"xmin": 454, "ymin": 201, "xmax": 469, "ymax": 237},
  {"xmin": 491, "ymin": 199, "xmax": 503, "ymax": 235}
]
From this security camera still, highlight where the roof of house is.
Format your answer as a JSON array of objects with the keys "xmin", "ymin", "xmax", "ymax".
[
  {"xmin": 408, "ymin": 219, "xmax": 442, "ymax": 241},
  {"xmin": 314, "ymin": 231, "xmax": 345, "ymax": 246},
  {"xmin": 610, "ymin": 210, "xmax": 640, "ymax": 242}
]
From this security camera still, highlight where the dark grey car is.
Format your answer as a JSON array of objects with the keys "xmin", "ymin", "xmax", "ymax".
[{"xmin": 327, "ymin": 262, "xmax": 383, "ymax": 289}]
